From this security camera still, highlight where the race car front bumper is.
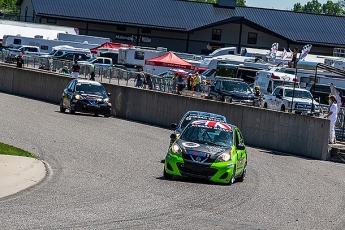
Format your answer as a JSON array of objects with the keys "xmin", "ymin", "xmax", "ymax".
[{"xmin": 165, "ymin": 152, "xmax": 235, "ymax": 184}]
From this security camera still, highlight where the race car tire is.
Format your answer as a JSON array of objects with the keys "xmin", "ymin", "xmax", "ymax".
[
  {"xmin": 59, "ymin": 100, "xmax": 66, "ymax": 113},
  {"xmin": 69, "ymin": 102, "xmax": 75, "ymax": 114},
  {"xmin": 237, "ymin": 164, "xmax": 246, "ymax": 182},
  {"xmin": 104, "ymin": 114, "xmax": 110, "ymax": 118},
  {"xmin": 163, "ymin": 167, "xmax": 173, "ymax": 180}
]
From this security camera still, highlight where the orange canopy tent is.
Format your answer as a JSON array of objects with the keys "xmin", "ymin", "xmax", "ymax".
[
  {"xmin": 90, "ymin": 42, "xmax": 133, "ymax": 53},
  {"xmin": 145, "ymin": 52, "xmax": 194, "ymax": 70}
]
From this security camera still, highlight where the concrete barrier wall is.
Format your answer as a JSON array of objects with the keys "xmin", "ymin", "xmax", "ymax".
[{"xmin": 0, "ymin": 63, "xmax": 330, "ymax": 160}]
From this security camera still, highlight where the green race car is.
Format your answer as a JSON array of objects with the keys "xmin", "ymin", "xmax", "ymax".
[{"xmin": 164, "ymin": 120, "xmax": 247, "ymax": 185}]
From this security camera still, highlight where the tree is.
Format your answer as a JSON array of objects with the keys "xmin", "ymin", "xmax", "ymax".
[
  {"xmin": 293, "ymin": 0, "xmax": 345, "ymax": 15},
  {"xmin": 237, "ymin": 0, "xmax": 246, "ymax": 6},
  {"xmin": 293, "ymin": 3, "xmax": 304, "ymax": 12}
]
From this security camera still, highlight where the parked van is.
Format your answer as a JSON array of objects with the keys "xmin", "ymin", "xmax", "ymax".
[
  {"xmin": 254, "ymin": 69, "xmax": 299, "ymax": 95},
  {"xmin": 44, "ymin": 45, "xmax": 92, "ymax": 58}
]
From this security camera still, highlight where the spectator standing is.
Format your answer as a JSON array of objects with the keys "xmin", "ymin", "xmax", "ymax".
[
  {"xmin": 254, "ymin": 86, "xmax": 262, "ymax": 107},
  {"xmin": 145, "ymin": 73, "xmax": 152, "ymax": 89},
  {"xmin": 290, "ymin": 47, "xmax": 299, "ymax": 68},
  {"xmin": 90, "ymin": 71, "xmax": 95, "ymax": 81},
  {"xmin": 324, "ymin": 95, "xmax": 338, "ymax": 144},
  {"xmin": 16, "ymin": 56, "xmax": 24, "ymax": 68},
  {"xmin": 194, "ymin": 73, "xmax": 201, "ymax": 92},
  {"xmin": 71, "ymin": 61, "xmax": 80, "ymax": 79},
  {"xmin": 135, "ymin": 68, "xmax": 144, "ymax": 88}
]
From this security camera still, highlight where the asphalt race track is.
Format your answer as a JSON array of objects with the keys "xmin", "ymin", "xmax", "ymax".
[{"xmin": 1, "ymin": 92, "xmax": 345, "ymax": 230}]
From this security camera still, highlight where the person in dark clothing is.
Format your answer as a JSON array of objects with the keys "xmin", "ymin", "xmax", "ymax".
[
  {"xmin": 145, "ymin": 73, "xmax": 152, "ymax": 89},
  {"xmin": 290, "ymin": 47, "xmax": 299, "ymax": 68},
  {"xmin": 16, "ymin": 56, "xmax": 24, "ymax": 68},
  {"xmin": 90, "ymin": 71, "xmax": 95, "ymax": 81},
  {"xmin": 254, "ymin": 86, "xmax": 262, "ymax": 107},
  {"xmin": 187, "ymin": 75, "xmax": 192, "ymax": 90},
  {"xmin": 71, "ymin": 61, "xmax": 80, "ymax": 79}
]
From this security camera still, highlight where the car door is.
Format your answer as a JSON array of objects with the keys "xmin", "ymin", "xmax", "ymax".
[
  {"xmin": 210, "ymin": 81, "xmax": 221, "ymax": 101},
  {"xmin": 234, "ymin": 128, "xmax": 246, "ymax": 176}
]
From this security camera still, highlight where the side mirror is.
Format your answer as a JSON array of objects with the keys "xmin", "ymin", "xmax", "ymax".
[
  {"xmin": 170, "ymin": 133, "xmax": 177, "ymax": 140},
  {"xmin": 107, "ymin": 92, "xmax": 111, "ymax": 96},
  {"xmin": 237, "ymin": 144, "xmax": 245, "ymax": 151},
  {"xmin": 170, "ymin": 123, "xmax": 177, "ymax": 129}
]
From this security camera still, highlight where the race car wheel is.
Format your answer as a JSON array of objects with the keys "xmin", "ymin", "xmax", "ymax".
[
  {"xmin": 163, "ymin": 167, "xmax": 173, "ymax": 180},
  {"xmin": 59, "ymin": 100, "xmax": 66, "ymax": 113},
  {"xmin": 238, "ymin": 164, "xmax": 246, "ymax": 182},
  {"xmin": 69, "ymin": 105, "xmax": 75, "ymax": 114}
]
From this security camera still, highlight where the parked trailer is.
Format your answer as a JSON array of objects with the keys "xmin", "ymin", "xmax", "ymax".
[{"xmin": 2, "ymin": 35, "xmax": 102, "ymax": 55}]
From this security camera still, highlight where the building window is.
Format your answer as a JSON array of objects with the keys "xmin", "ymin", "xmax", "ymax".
[
  {"xmin": 134, "ymin": 51, "xmax": 145, "ymax": 60},
  {"xmin": 142, "ymin": 29, "xmax": 151, "ymax": 34},
  {"xmin": 247, "ymin": 32, "xmax": 258, "ymax": 44},
  {"xmin": 41, "ymin": 45, "xmax": 49, "ymax": 50},
  {"xmin": 14, "ymin": 39, "xmax": 21, "ymax": 45},
  {"xmin": 212, "ymin": 29, "xmax": 222, "ymax": 41},
  {"xmin": 117, "ymin": 26, "xmax": 126, "ymax": 31},
  {"xmin": 47, "ymin": 18, "xmax": 56, "ymax": 24}
]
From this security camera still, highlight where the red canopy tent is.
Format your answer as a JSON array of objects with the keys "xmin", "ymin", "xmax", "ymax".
[
  {"xmin": 90, "ymin": 42, "xmax": 133, "ymax": 54},
  {"xmin": 145, "ymin": 52, "xmax": 194, "ymax": 70}
]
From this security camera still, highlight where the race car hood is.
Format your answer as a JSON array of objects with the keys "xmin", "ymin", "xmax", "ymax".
[{"xmin": 176, "ymin": 139, "xmax": 230, "ymax": 158}]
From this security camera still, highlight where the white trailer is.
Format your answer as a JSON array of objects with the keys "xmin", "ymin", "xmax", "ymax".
[
  {"xmin": 2, "ymin": 35, "xmax": 101, "ymax": 55},
  {"xmin": 0, "ymin": 19, "xmax": 77, "ymax": 42},
  {"xmin": 57, "ymin": 33, "xmax": 111, "ymax": 45}
]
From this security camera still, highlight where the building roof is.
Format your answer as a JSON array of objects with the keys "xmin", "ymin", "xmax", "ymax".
[{"xmin": 30, "ymin": 0, "xmax": 345, "ymax": 46}]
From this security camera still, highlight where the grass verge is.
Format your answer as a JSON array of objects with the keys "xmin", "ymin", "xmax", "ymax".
[{"xmin": 0, "ymin": 143, "xmax": 37, "ymax": 159}]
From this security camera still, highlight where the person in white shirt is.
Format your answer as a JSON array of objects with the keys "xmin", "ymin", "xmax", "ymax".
[{"xmin": 324, "ymin": 95, "xmax": 338, "ymax": 144}]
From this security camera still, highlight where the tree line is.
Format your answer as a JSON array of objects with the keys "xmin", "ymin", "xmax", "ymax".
[{"xmin": 189, "ymin": 0, "xmax": 345, "ymax": 15}]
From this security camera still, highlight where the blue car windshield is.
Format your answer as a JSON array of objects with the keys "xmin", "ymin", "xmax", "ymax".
[
  {"xmin": 75, "ymin": 83, "xmax": 106, "ymax": 95},
  {"xmin": 181, "ymin": 124, "xmax": 233, "ymax": 147}
]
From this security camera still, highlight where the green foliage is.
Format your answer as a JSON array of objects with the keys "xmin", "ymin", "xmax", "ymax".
[
  {"xmin": 1, "ymin": 0, "xmax": 16, "ymax": 10},
  {"xmin": 293, "ymin": 0, "xmax": 344, "ymax": 15},
  {"xmin": 187, "ymin": 0, "xmax": 246, "ymax": 6},
  {"xmin": 0, "ymin": 143, "xmax": 37, "ymax": 159}
]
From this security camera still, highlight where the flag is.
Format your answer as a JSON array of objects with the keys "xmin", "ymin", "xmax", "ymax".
[
  {"xmin": 281, "ymin": 48, "xmax": 287, "ymax": 60},
  {"xmin": 268, "ymin": 43, "xmax": 279, "ymax": 62},
  {"xmin": 299, "ymin": 44, "xmax": 312, "ymax": 61},
  {"xmin": 330, "ymin": 83, "xmax": 342, "ymax": 111}
]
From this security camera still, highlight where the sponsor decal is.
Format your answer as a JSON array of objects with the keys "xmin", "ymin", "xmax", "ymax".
[
  {"xmin": 206, "ymin": 146, "xmax": 224, "ymax": 153},
  {"xmin": 182, "ymin": 142, "xmax": 200, "ymax": 148}
]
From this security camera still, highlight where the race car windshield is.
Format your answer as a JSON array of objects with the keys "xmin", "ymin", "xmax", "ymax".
[
  {"xmin": 180, "ymin": 116, "xmax": 225, "ymax": 130},
  {"xmin": 285, "ymin": 89, "xmax": 313, "ymax": 99},
  {"xmin": 76, "ymin": 83, "xmax": 106, "ymax": 95},
  {"xmin": 181, "ymin": 125, "xmax": 233, "ymax": 147},
  {"xmin": 222, "ymin": 82, "xmax": 252, "ymax": 93}
]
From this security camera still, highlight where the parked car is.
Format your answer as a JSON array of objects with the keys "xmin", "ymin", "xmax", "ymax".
[
  {"xmin": 208, "ymin": 77, "xmax": 257, "ymax": 105},
  {"xmin": 60, "ymin": 79, "xmax": 112, "ymax": 117},
  {"xmin": 169, "ymin": 110, "xmax": 227, "ymax": 147},
  {"xmin": 164, "ymin": 119, "xmax": 247, "ymax": 185},
  {"xmin": 263, "ymin": 86, "xmax": 320, "ymax": 115},
  {"xmin": 52, "ymin": 52, "xmax": 92, "ymax": 62},
  {"xmin": 306, "ymin": 83, "xmax": 345, "ymax": 106}
]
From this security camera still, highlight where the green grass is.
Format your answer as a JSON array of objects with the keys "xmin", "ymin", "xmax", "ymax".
[{"xmin": 0, "ymin": 143, "xmax": 37, "ymax": 159}]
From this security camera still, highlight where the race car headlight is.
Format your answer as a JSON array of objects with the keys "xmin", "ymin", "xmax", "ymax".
[
  {"xmin": 171, "ymin": 143, "xmax": 182, "ymax": 154},
  {"xmin": 217, "ymin": 152, "xmax": 231, "ymax": 162},
  {"xmin": 75, "ymin": 94, "xmax": 83, "ymax": 100}
]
